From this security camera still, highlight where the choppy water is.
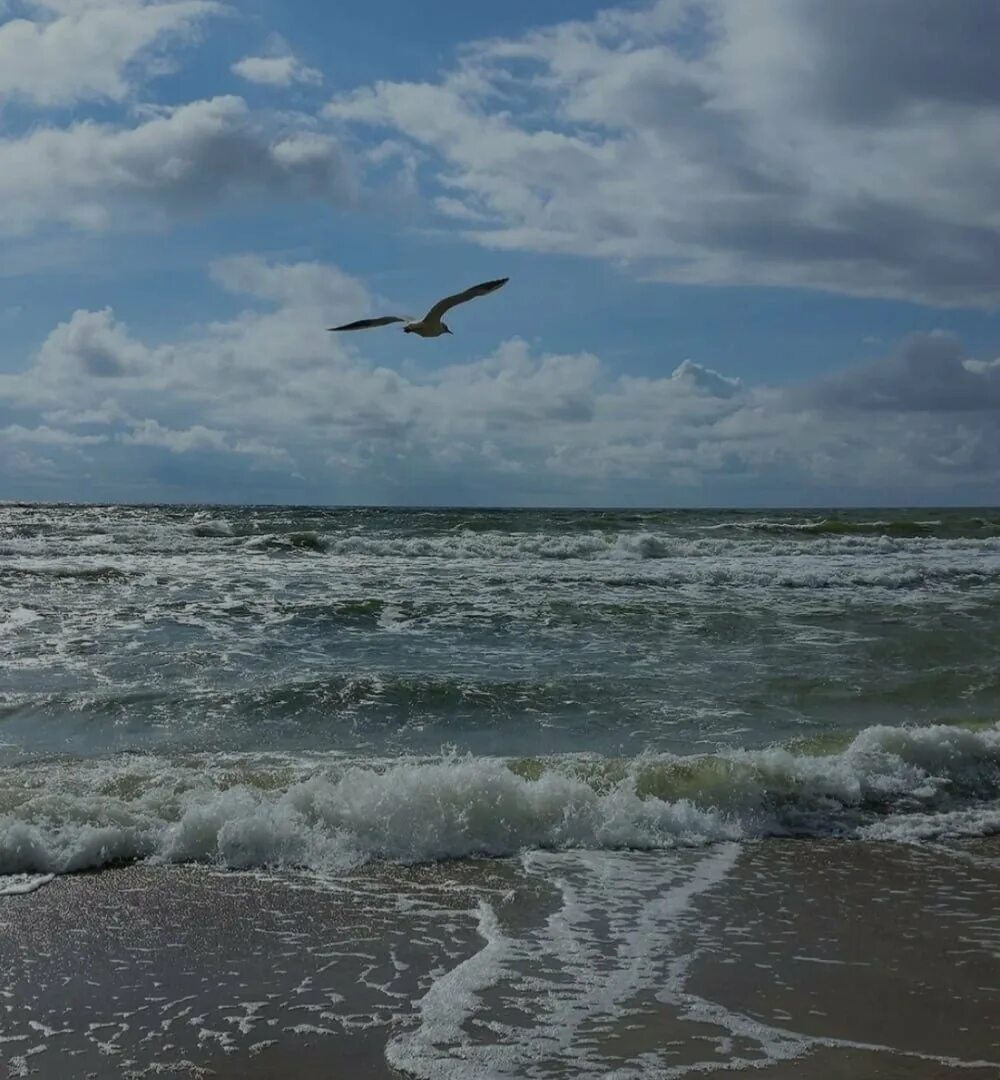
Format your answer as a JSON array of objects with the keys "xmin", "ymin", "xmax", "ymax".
[{"xmin": 2, "ymin": 504, "xmax": 1000, "ymax": 881}]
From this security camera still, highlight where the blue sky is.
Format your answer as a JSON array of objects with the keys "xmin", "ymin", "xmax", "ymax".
[{"xmin": 1, "ymin": 0, "xmax": 999, "ymax": 506}]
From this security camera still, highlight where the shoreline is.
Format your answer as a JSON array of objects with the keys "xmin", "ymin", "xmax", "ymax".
[{"xmin": 3, "ymin": 837, "xmax": 999, "ymax": 1078}]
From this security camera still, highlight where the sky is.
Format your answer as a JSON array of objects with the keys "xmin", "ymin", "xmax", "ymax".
[{"xmin": 1, "ymin": 0, "xmax": 999, "ymax": 507}]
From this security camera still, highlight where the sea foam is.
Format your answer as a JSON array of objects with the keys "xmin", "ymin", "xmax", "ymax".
[{"xmin": 1, "ymin": 723, "xmax": 998, "ymax": 880}]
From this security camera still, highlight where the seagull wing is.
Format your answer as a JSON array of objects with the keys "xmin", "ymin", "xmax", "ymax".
[
  {"xmin": 328, "ymin": 316, "xmax": 407, "ymax": 332},
  {"xmin": 424, "ymin": 277, "xmax": 508, "ymax": 323}
]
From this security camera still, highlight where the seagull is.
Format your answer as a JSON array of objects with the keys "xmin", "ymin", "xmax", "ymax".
[{"xmin": 328, "ymin": 277, "xmax": 509, "ymax": 338}]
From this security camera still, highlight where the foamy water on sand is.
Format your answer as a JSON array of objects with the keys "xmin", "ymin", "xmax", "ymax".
[{"xmin": 2, "ymin": 504, "xmax": 999, "ymax": 1076}]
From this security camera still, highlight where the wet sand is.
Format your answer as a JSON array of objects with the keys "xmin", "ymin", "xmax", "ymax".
[
  {"xmin": 688, "ymin": 839, "xmax": 1000, "ymax": 1064},
  {"xmin": 681, "ymin": 838, "xmax": 1000, "ymax": 1078},
  {"xmin": 0, "ymin": 860, "xmax": 513, "ymax": 1078},
  {"xmin": 2, "ymin": 839, "xmax": 998, "ymax": 1078}
]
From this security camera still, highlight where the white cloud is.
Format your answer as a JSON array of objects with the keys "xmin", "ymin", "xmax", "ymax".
[
  {"xmin": 0, "ymin": 96, "xmax": 355, "ymax": 235},
  {"xmin": 121, "ymin": 418, "xmax": 229, "ymax": 452},
  {"xmin": 120, "ymin": 418, "xmax": 289, "ymax": 461},
  {"xmin": 42, "ymin": 399, "xmax": 131, "ymax": 426},
  {"xmin": 232, "ymin": 53, "xmax": 321, "ymax": 88},
  {"xmin": 36, "ymin": 306, "xmax": 161, "ymax": 380},
  {"xmin": 2, "ymin": 256, "xmax": 999, "ymax": 501},
  {"xmin": 326, "ymin": 0, "xmax": 1000, "ymax": 308},
  {"xmin": 0, "ymin": 423, "xmax": 107, "ymax": 447},
  {"xmin": 210, "ymin": 254, "xmax": 368, "ymax": 312},
  {"xmin": 0, "ymin": 0, "xmax": 218, "ymax": 106}
]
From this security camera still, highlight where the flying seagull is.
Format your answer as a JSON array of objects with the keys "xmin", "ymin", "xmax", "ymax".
[{"xmin": 328, "ymin": 277, "xmax": 508, "ymax": 338}]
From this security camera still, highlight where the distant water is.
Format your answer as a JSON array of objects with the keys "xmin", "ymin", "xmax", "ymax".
[{"xmin": 2, "ymin": 503, "xmax": 1000, "ymax": 881}]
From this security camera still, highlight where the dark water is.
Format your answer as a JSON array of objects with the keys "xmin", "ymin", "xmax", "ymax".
[{"xmin": 1, "ymin": 504, "xmax": 999, "ymax": 878}]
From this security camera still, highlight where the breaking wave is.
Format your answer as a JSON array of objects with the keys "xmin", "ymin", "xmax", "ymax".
[{"xmin": 1, "ymin": 723, "xmax": 997, "ymax": 880}]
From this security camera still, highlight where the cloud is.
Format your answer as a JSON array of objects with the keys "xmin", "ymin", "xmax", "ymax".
[
  {"xmin": 36, "ymin": 306, "xmax": 160, "ymax": 380},
  {"xmin": 2, "ymin": 256, "xmax": 999, "ymax": 501},
  {"xmin": 0, "ymin": 423, "xmax": 107, "ymax": 447},
  {"xmin": 718, "ymin": 0, "xmax": 1000, "ymax": 123},
  {"xmin": 0, "ymin": 96, "xmax": 355, "ymax": 235},
  {"xmin": 232, "ymin": 53, "xmax": 321, "ymax": 88},
  {"xmin": 670, "ymin": 359, "xmax": 741, "ymax": 400},
  {"xmin": 0, "ymin": 421, "xmax": 107, "ymax": 486},
  {"xmin": 210, "ymin": 255, "xmax": 368, "ymax": 312},
  {"xmin": 121, "ymin": 417, "xmax": 290, "ymax": 461},
  {"xmin": 809, "ymin": 332, "xmax": 1000, "ymax": 414},
  {"xmin": 42, "ymin": 399, "xmax": 132, "ymax": 426},
  {"xmin": 326, "ymin": 0, "xmax": 1000, "ymax": 308},
  {"xmin": 0, "ymin": 0, "xmax": 218, "ymax": 106}
]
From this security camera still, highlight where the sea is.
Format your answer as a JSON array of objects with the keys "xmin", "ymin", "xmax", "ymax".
[{"xmin": 2, "ymin": 503, "xmax": 1000, "ymax": 1077}]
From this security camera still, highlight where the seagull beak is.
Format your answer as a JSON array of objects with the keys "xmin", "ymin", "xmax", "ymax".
[{"xmin": 446, "ymin": 328, "xmax": 454, "ymax": 335}]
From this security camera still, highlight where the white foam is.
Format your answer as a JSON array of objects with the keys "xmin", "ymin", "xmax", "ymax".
[
  {"xmin": 1, "ymin": 724, "xmax": 998, "ymax": 879},
  {"xmin": 0, "ymin": 873, "xmax": 55, "ymax": 896},
  {"xmin": 0, "ymin": 721, "xmax": 997, "ymax": 881},
  {"xmin": 228, "ymin": 526, "xmax": 1000, "ymax": 581},
  {"xmin": 387, "ymin": 844, "xmax": 743, "ymax": 1078},
  {"xmin": 0, "ymin": 755, "xmax": 737, "ymax": 877},
  {"xmin": 0, "ymin": 607, "xmax": 41, "ymax": 635},
  {"xmin": 859, "ymin": 806, "xmax": 1000, "ymax": 843},
  {"xmin": 385, "ymin": 899, "xmax": 514, "ymax": 1079},
  {"xmin": 190, "ymin": 519, "xmax": 234, "ymax": 538},
  {"xmin": 387, "ymin": 837, "xmax": 1000, "ymax": 1078}
]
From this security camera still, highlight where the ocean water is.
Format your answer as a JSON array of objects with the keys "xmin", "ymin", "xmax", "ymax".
[
  {"xmin": 3, "ymin": 504, "xmax": 1000, "ymax": 1076},
  {"xmin": 2, "ymin": 503, "xmax": 999, "ymax": 880}
]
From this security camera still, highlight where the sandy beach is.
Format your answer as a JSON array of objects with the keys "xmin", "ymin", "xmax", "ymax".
[{"xmin": 3, "ymin": 837, "xmax": 998, "ymax": 1079}]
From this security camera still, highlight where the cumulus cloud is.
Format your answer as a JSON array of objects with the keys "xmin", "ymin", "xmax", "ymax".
[
  {"xmin": 326, "ymin": 0, "xmax": 1000, "ymax": 308},
  {"xmin": 1, "ymin": 256, "xmax": 998, "ymax": 501},
  {"xmin": 0, "ymin": 0, "xmax": 218, "ymax": 106},
  {"xmin": 0, "ymin": 96, "xmax": 355, "ymax": 235},
  {"xmin": 232, "ymin": 53, "xmax": 321, "ymax": 88},
  {"xmin": 36, "ymin": 307, "xmax": 160, "ymax": 380}
]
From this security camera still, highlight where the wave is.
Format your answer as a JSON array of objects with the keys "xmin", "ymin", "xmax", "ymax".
[
  {"xmin": 716, "ymin": 516, "xmax": 1000, "ymax": 540},
  {"xmin": 1, "ymin": 723, "xmax": 997, "ymax": 879},
  {"xmin": 17, "ymin": 673, "xmax": 584, "ymax": 722},
  {"xmin": 5, "ymin": 505, "xmax": 1000, "ymax": 572},
  {"xmin": 190, "ymin": 519, "xmax": 236, "ymax": 538},
  {"xmin": 4, "ymin": 552, "xmax": 998, "ymax": 596},
  {"xmin": 242, "ymin": 529, "xmax": 328, "ymax": 553},
  {"xmin": 0, "ymin": 562, "xmax": 134, "ymax": 581},
  {"xmin": 228, "ymin": 528, "xmax": 1000, "ymax": 571}
]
